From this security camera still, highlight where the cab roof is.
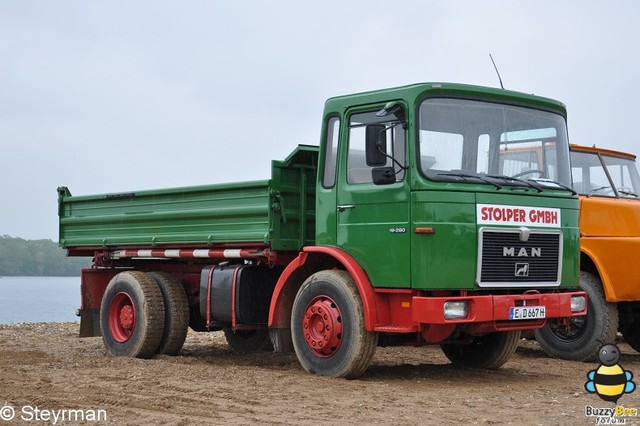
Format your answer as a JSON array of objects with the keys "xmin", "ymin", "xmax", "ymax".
[
  {"xmin": 570, "ymin": 143, "xmax": 636, "ymax": 161},
  {"xmin": 323, "ymin": 82, "xmax": 567, "ymax": 117}
]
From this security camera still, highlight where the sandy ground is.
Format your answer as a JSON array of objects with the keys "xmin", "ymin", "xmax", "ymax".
[{"xmin": 0, "ymin": 323, "xmax": 639, "ymax": 425}]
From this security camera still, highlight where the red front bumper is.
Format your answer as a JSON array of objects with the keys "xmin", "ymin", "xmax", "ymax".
[{"xmin": 411, "ymin": 290, "xmax": 587, "ymax": 332}]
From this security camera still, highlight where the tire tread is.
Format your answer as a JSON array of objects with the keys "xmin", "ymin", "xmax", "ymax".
[{"xmin": 148, "ymin": 272, "xmax": 190, "ymax": 356}]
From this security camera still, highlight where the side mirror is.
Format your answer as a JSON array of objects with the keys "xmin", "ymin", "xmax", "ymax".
[
  {"xmin": 372, "ymin": 166, "xmax": 396, "ymax": 185},
  {"xmin": 365, "ymin": 124, "xmax": 387, "ymax": 166}
]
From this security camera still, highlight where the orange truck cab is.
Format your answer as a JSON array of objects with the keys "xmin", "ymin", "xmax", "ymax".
[{"xmin": 534, "ymin": 144, "xmax": 640, "ymax": 359}]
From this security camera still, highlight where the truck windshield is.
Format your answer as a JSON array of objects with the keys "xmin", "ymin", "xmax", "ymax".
[
  {"xmin": 418, "ymin": 98, "xmax": 571, "ymax": 188},
  {"xmin": 571, "ymin": 150, "xmax": 640, "ymax": 198}
]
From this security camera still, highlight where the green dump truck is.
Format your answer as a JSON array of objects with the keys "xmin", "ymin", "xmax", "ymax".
[{"xmin": 58, "ymin": 83, "xmax": 586, "ymax": 378}]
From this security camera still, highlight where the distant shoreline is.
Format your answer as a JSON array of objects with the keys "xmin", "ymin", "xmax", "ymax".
[
  {"xmin": 0, "ymin": 235, "xmax": 91, "ymax": 276},
  {"xmin": 0, "ymin": 275, "xmax": 81, "ymax": 280},
  {"xmin": 0, "ymin": 320, "xmax": 79, "ymax": 327}
]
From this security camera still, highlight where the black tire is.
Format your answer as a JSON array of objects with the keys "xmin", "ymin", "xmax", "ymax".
[
  {"xmin": 223, "ymin": 326, "xmax": 270, "ymax": 352},
  {"xmin": 620, "ymin": 306, "xmax": 640, "ymax": 353},
  {"xmin": 270, "ymin": 328, "xmax": 294, "ymax": 353},
  {"xmin": 148, "ymin": 272, "xmax": 190, "ymax": 356},
  {"xmin": 100, "ymin": 271, "xmax": 165, "ymax": 358},
  {"xmin": 291, "ymin": 270, "xmax": 378, "ymax": 379},
  {"xmin": 441, "ymin": 331, "xmax": 521, "ymax": 369},
  {"xmin": 622, "ymin": 328, "xmax": 640, "ymax": 353},
  {"xmin": 534, "ymin": 271, "xmax": 618, "ymax": 361}
]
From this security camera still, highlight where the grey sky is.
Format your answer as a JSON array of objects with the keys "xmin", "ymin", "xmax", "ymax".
[{"xmin": 2, "ymin": 1, "xmax": 639, "ymax": 241}]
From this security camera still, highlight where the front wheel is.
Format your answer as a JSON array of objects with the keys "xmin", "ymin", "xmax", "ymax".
[
  {"xmin": 534, "ymin": 271, "xmax": 618, "ymax": 361},
  {"xmin": 291, "ymin": 270, "xmax": 377, "ymax": 379},
  {"xmin": 100, "ymin": 271, "xmax": 165, "ymax": 358},
  {"xmin": 441, "ymin": 331, "xmax": 521, "ymax": 369}
]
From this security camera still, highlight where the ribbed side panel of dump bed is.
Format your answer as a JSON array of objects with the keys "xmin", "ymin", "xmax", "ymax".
[{"xmin": 58, "ymin": 180, "xmax": 271, "ymax": 248}]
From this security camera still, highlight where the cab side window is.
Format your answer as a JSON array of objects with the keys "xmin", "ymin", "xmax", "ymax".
[
  {"xmin": 347, "ymin": 109, "xmax": 406, "ymax": 184},
  {"xmin": 322, "ymin": 116, "xmax": 340, "ymax": 188}
]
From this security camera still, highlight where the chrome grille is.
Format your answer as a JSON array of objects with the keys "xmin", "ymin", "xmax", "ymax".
[{"xmin": 477, "ymin": 228, "xmax": 562, "ymax": 287}]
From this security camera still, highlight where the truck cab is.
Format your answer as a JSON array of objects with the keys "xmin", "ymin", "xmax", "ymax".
[{"xmin": 316, "ymin": 83, "xmax": 577, "ymax": 294}]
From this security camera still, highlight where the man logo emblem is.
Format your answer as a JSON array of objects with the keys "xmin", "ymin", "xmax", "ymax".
[{"xmin": 515, "ymin": 263, "xmax": 529, "ymax": 277}]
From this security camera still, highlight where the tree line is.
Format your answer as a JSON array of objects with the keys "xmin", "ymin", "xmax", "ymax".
[{"xmin": 0, "ymin": 235, "xmax": 91, "ymax": 276}]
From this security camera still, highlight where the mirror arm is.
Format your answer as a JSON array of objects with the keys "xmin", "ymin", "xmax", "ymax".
[
  {"xmin": 376, "ymin": 143, "xmax": 408, "ymax": 172},
  {"xmin": 376, "ymin": 121, "xmax": 408, "ymax": 171}
]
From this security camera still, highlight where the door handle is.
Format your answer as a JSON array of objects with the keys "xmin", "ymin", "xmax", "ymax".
[{"xmin": 337, "ymin": 205, "xmax": 356, "ymax": 212}]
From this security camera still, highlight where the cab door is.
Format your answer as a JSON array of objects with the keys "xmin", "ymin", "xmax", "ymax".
[{"xmin": 335, "ymin": 106, "xmax": 411, "ymax": 288}]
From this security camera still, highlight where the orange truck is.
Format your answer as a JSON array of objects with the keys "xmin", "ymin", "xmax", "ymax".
[{"xmin": 534, "ymin": 144, "xmax": 640, "ymax": 360}]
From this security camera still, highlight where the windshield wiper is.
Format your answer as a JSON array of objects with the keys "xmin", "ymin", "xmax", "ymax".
[
  {"xmin": 437, "ymin": 172, "xmax": 502, "ymax": 190},
  {"xmin": 618, "ymin": 189, "xmax": 638, "ymax": 198},
  {"xmin": 486, "ymin": 174, "xmax": 543, "ymax": 193},
  {"xmin": 587, "ymin": 185, "xmax": 611, "ymax": 196},
  {"xmin": 531, "ymin": 178, "xmax": 578, "ymax": 195}
]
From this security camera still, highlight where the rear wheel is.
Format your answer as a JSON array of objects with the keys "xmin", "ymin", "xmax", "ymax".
[
  {"xmin": 223, "ymin": 326, "xmax": 270, "ymax": 352},
  {"xmin": 534, "ymin": 271, "xmax": 618, "ymax": 361},
  {"xmin": 622, "ymin": 327, "xmax": 640, "ymax": 352},
  {"xmin": 620, "ymin": 305, "xmax": 640, "ymax": 353},
  {"xmin": 270, "ymin": 328, "xmax": 294, "ymax": 353},
  {"xmin": 441, "ymin": 331, "xmax": 520, "ymax": 369},
  {"xmin": 148, "ymin": 272, "xmax": 189, "ymax": 356},
  {"xmin": 622, "ymin": 327, "xmax": 640, "ymax": 353},
  {"xmin": 100, "ymin": 271, "xmax": 165, "ymax": 358},
  {"xmin": 291, "ymin": 270, "xmax": 377, "ymax": 379}
]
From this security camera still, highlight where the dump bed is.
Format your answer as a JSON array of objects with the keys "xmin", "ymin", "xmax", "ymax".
[{"xmin": 58, "ymin": 145, "xmax": 318, "ymax": 254}]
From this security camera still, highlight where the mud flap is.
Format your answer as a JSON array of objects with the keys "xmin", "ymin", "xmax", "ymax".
[{"xmin": 78, "ymin": 308, "xmax": 101, "ymax": 337}]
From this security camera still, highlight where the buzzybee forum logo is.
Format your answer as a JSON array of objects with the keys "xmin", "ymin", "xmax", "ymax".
[
  {"xmin": 583, "ymin": 343, "xmax": 637, "ymax": 424},
  {"xmin": 585, "ymin": 343, "xmax": 636, "ymax": 403}
]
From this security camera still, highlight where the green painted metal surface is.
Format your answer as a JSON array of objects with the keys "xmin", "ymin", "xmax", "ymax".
[
  {"xmin": 409, "ymin": 189, "xmax": 579, "ymax": 290},
  {"xmin": 58, "ymin": 145, "xmax": 317, "ymax": 251}
]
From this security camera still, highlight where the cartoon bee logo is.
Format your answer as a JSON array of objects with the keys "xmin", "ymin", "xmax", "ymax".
[{"xmin": 585, "ymin": 343, "xmax": 636, "ymax": 403}]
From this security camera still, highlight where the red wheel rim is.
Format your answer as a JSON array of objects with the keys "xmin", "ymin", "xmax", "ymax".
[
  {"xmin": 302, "ymin": 295, "xmax": 343, "ymax": 357},
  {"xmin": 108, "ymin": 292, "xmax": 136, "ymax": 343}
]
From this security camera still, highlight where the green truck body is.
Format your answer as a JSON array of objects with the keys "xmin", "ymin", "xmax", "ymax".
[
  {"xmin": 59, "ymin": 145, "xmax": 318, "ymax": 252},
  {"xmin": 59, "ymin": 82, "xmax": 587, "ymax": 378}
]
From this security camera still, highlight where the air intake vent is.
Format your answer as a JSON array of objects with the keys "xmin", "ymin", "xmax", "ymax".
[{"xmin": 477, "ymin": 228, "xmax": 562, "ymax": 287}]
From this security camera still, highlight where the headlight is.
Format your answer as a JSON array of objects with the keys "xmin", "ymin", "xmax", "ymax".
[
  {"xmin": 571, "ymin": 295, "xmax": 586, "ymax": 313},
  {"xmin": 444, "ymin": 301, "xmax": 468, "ymax": 320}
]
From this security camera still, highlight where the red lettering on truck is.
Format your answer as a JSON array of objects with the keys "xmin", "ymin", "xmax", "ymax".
[
  {"xmin": 477, "ymin": 204, "xmax": 560, "ymax": 228},
  {"xmin": 480, "ymin": 206, "xmax": 527, "ymax": 223},
  {"xmin": 529, "ymin": 209, "xmax": 559, "ymax": 225}
]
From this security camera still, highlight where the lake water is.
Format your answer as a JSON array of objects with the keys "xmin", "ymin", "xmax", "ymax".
[{"xmin": 0, "ymin": 276, "xmax": 80, "ymax": 324}]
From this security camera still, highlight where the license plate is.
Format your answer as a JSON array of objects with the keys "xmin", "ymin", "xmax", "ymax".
[{"xmin": 509, "ymin": 306, "xmax": 546, "ymax": 320}]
